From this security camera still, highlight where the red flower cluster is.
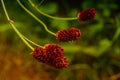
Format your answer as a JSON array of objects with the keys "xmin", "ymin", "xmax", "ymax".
[
  {"xmin": 56, "ymin": 28, "xmax": 81, "ymax": 42},
  {"xmin": 32, "ymin": 44, "xmax": 68, "ymax": 69},
  {"xmin": 78, "ymin": 8, "xmax": 96, "ymax": 21}
]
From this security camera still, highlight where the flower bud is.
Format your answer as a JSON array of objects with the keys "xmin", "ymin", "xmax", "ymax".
[
  {"xmin": 56, "ymin": 28, "xmax": 81, "ymax": 42},
  {"xmin": 78, "ymin": 8, "xmax": 96, "ymax": 21},
  {"xmin": 32, "ymin": 44, "xmax": 69, "ymax": 69}
]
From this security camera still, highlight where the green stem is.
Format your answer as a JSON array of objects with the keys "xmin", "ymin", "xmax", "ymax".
[
  {"xmin": 22, "ymin": 35, "xmax": 44, "ymax": 48},
  {"xmin": 17, "ymin": 0, "xmax": 56, "ymax": 36},
  {"xmin": 28, "ymin": 0, "xmax": 78, "ymax": 20},
  {"xmin": 1, "ymin": 0, "xmax": 34, "ymax": 51}
]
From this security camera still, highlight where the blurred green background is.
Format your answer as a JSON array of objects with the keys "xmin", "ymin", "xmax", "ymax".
[{"xmin": 0, "ymin": 0, "xmax": 120, "ymax": 80}]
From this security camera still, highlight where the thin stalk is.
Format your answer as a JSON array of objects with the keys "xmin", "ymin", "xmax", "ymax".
[
  {"xmin": 1, "ymin": 0, "xmax": 34, "ymax": 51},
  {"xmin": 17, "ymin": 0, "xmax": 56, "ymax": 36},
  {"xmin": 22, "ymin": 35, "xmax": 43, "ymax": 48},
  {"xmin": 28, "ymin": 0, "xmax": 78, "ymax": 20}
]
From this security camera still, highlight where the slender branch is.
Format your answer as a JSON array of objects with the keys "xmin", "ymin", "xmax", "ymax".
[
  {"xmin": 17, "ymin": 0, "xmax": 56, "ymax": 36},
  {"xmin": 28, "ymin": 0, "xmax": 78, "ymax": 20},
  {"xmin": 1, "ymin": 0, "xmax": 34, "ymax": 51},
  {"xmin": 22, "ymin": 35, "xmax": 44, "ymax": 48}
]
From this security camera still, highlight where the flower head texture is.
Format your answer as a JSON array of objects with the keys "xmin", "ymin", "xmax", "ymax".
[
  {"xmin": 47, "ymin": 56, "xmax": 68, "ymax": 68},
  {"xmin": 56, "ymin": 28, "xmax": 81, "ymax": 42},
  {"xmin": 44, "ymin": 44, "xmax": 64, "ymax": 58},
  {"xmin": 32, "ymin": 47, "xmax": 48, "ymax": 63},
  {"xmin": 78, "ymin": 8, "xmax": 96, "ymax": 21},
  {"xmin": 32, "ymin": 44, "xmax": 68, "ymax": 69}
]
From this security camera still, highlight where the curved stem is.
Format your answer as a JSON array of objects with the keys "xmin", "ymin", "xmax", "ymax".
[
  {"xmin": 17, "ymin": 0, "xmax": 56, "ymax": 36},
  {"xmin": 1, "ymin": 0, "xmax": 34, "ymax": 51},
  {"xmin": 28, "ymin": 0, "xmax": 78, "ymax": 20},
  {"xmin": 22, "ymin": 35, "xmax": 44, "ymax": 48}
]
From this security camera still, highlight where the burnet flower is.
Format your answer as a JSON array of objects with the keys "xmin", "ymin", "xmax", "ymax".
[
  {"xmin": 77, "ymin": 8, "xmax": 96, "ymax": 21},
  {"xmin": 32, "ymin": 44, "xmax": 68, "ymax": 69},
  {"xmin": 56, "ymin": 28, "xmax": 81, "ymax": 42}
]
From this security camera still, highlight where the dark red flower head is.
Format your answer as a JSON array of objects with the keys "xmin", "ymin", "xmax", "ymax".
[
  {"xmin": 44, "ymin": 44, "xmax": 64, "ymax": 58},
  {"xmin": 78, "ymin": 8, "xmax": 96, "ymax": 21},
  {"xmin": 32, "ymin": 44, "xmax": 69, "ymax": 69},
  {"xmin": 56, "ymin": 28, "xmax": 81, "ymax": 42},
  {"xmin": 48, "ymin": 56, "xmax": 68, "ymax": 68},
  {"xmin": 32, "ymin": 47, "xmax": 48, "ymax": 63}
]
